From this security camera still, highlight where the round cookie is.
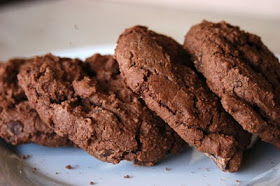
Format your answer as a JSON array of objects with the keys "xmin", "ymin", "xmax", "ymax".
[
  {"xmin": 18, "ymin": 53, "xmax": 186, "ymax": 166},
  {"xmin": 184, "ymin": 20, "xmax": 280, "ymax": 149},
  {"xmin": 0, "ymin": 59, "xmax": 72, "ymax": 147},
  {"xmin": 115, "ymin": 25, "xmax": 251, "ymax": 172}
]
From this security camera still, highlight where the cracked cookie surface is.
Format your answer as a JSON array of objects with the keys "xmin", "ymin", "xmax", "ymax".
[
  {"xmin": 115, "ymin": 25, "xmax": 251, "ymax": 172},
  {"xmin": 18, "ymin": 53, "xmax": 186, "ymax": 165},
  {"xmin": 0, "ymin": 59, "xmax": 72, "ymax": 147},
  {"xmin": 184, "ymin": 20, "xmax": 280, "ymax": 149}
]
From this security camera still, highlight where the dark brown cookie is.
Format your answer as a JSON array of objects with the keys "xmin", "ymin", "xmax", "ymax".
[
  {"xmin": 0, "ymin": 59, "xmax": 72, "ymax": 147},
  {"xmin": 18, "ymin": 53, "xmax": 186, "ymax": 166},
  {"xmin": 115, "ymin": 25, "xmax": 251, "ymax": 172},
  {"xmin": 184, "ymin": 20, "xmax": 280, "ymax": 149}
]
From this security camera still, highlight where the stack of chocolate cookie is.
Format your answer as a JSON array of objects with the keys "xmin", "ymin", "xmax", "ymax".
[
  {"xmin": 0, "ymin": 54, "xmax": 186, "ymax": 166},
  {"xmin": 1, "ymin": 20, "xmax": 279, "ymax": 173}
]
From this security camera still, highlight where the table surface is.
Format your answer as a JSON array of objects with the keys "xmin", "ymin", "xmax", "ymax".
[{"xmin": 0, "ymin": 0, "xmax": 279, "ymax": 61}]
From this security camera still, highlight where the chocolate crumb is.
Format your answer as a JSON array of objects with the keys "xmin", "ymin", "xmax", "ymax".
[
  {"xmin": 124, "ymin": 175, "xmax": 130, "ymax": 178},
  {"xmin": 89, "ymin": 181, "xmax": 95, "ymax": 185},
  {"xmin": 56, "ymin": 172, "xmax": 59, "ymax": 175},
  {"xmin": 21, "ymin": 155, "xmax": 30, "ymax": 160},
  {"xmin": 66, "ymin": 165, "xmax": 72, "ymax": 169},
  {"xmin": 165, "ymin": 167, "xmax": 171, "ymax": 171},
  {"xmin": 236, "ymin": 180, "xmax": 240, "ymax": 185},
  {"xmin": 32, "ymin": 168, "xmax": 37, "ymax": 173}
]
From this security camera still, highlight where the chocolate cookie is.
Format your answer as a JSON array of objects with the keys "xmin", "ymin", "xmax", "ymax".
[
  {"xmin": 115, "ymin": 25, "xmax": 251, "ymax": 172},
  {"xmin": 184, "ymin": 20, "xmax": 280, "ymax": 149},
  {"xmin": 0, "ymin": 59, "xmax": 72, "ymax": 147},
  {"xmin": 18, "ymin": 53, "xmax": 186, "ymax": 166}
]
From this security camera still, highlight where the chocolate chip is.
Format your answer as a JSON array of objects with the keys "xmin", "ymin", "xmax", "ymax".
[{"xmin": 101, "ymin": 149, "xmax": 114, "ymax": 157}]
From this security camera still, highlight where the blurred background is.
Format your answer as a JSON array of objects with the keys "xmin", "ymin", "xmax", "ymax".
[{"xmin": 0, "ymin": 0, "xmax": 279, "ymax": 60}]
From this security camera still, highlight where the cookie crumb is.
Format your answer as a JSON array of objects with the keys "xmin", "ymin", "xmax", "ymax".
[
  {"xmin": 124, "ymin": 175, "xmax": 130, "ymax": 178},
  {"xmin": 236, "ymin": 180, "xmax": 240, "ymax": 185},
  {"xmin": 165, "ymin": 167, "xmax": 171, "ymax": 171},
  {"xmin": 89, "ymin": 181, "xmax": 95, "ymax": 185},
  {"xmin": 66, "ymin": 165, "xmax": 72, "ymax": 169},
  {"xmin": 21, "ymin": 155, "xmax": 30, "ymax": 160},
  {"xmin": 206, "ymin": 168, "xmax": 210, "ymax": 172},
  {"xmin": 32, "ymin": 168, "xmax": 37, "ymax": 173},
  {"xmin": 55, "ymin": 172, "xmax": 59, "ymax": 175}
]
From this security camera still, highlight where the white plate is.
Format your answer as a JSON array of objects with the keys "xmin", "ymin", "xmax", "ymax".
[{"xmin": 1, "ymin": 45, "xmax": 280, "ymax": 186}]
